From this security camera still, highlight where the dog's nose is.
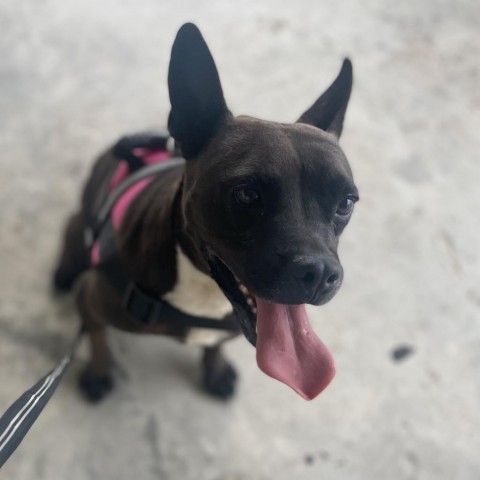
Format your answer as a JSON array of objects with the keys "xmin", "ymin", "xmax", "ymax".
[{"xmin": 290, "ymin": 257, "xmax": 343, "ymax": 301}]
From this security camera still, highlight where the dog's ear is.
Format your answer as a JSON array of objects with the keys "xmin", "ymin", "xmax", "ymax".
[
  {"xmin": 168, "ymin": 23, "xmax": 231, "ymax": 158},
  {"xmin": 297, "ymin": 59, "xmax": 353, "ymax": 139}
]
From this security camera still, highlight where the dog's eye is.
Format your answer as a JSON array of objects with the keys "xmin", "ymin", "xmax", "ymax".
[
  {"xmin": 234, "ymin": 187, "xmax": 260, "ymax": 206},
  {"xmin": 336, "ymin": 197, "xmax": 355, "ymax": 217}
]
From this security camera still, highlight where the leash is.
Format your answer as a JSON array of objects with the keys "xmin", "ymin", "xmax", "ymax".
[{"xmin": 0, "ymin": 328, "xmax": 84, "ymax": 469}]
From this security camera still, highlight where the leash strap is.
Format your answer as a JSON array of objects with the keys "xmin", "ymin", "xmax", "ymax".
[{"xmin": 0, "ymin": 329, "xmax": 83, "ymax": 469}]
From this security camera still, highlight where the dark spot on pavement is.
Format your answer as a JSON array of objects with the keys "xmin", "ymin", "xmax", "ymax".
[{"xmin": 391, "ymin": 345, "xmax": 415, "ymax": 362}]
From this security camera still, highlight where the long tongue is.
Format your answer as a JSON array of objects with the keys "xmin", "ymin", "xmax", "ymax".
[{"xmin": 255, "ymin": 298, "xmax": 335, "ymax": 400}]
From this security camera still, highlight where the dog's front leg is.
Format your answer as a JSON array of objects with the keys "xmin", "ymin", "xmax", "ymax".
[
  {"xmin": 79, "ymin": 328, "xmax": 114, "ymax": 403},
  {"xmin": 202, "ymin": 345, "xmax": 238, "ymax": 400},
  {"xmin": 75, "ymin": 271, "xmax": 115, "ymax": 402}
]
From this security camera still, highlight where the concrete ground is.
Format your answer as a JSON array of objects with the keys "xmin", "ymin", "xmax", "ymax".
[{"xmin": 1, "ymin": 1, "xmax": 479, "ymax": 479}]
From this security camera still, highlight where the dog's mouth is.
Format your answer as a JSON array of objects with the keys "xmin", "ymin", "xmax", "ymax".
[
  {"xmin": 207, "ymin": 253, "xmax": 258, "ymax": 344},
  {"xmin": 208, "ymin": 253, "xmax": 335, "ymax": 400}
]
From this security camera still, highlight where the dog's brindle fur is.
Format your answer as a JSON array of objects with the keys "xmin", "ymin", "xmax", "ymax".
[{"xmin": 54, "ymin": 24, "xmax": 357, "ymax": 401}]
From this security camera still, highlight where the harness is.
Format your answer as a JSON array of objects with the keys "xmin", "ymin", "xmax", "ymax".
[{"xmin": 85, "ymin": 133, "xmax": 240, "ymax": 333}]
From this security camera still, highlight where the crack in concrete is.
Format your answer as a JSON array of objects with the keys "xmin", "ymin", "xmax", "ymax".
[{"xmin": 144, "ymin": 414, "xmax": 165, "ymax": 478}]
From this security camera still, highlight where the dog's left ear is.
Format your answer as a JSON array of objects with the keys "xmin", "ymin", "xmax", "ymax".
[
  {"xmin": 168, "ymin": 23, "xmax": 231, "ymax": 158},
  {"xmin": 297, "ymin": 59, "xmax": 353, "ymax": 139}
]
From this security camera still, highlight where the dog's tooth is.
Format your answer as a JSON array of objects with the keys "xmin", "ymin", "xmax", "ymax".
[
  {"xmin": 239, "ymin": 284, "xmax": 249, "ymax": 295},
  {"xmin": 252, "ymin": 307, "xmax": 257, "ymax": 315},
  {"xmin": 247, "ymin": 297, "xmax": 254, "ymax": 307}
]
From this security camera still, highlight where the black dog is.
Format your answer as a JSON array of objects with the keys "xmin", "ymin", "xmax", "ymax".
[{"xmin": 54, "ymin": 23, "xmax": 358, "ymax": 401}]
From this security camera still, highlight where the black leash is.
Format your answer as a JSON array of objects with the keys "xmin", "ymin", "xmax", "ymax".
[{"xmin": 0, "ymin": 328, "xmax": 84, "ymax": 469}]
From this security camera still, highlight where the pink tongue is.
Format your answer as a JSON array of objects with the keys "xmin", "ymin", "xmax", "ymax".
[{"xmin": 255, "ymin": 297, "xmax": 335, "ymax": 400}]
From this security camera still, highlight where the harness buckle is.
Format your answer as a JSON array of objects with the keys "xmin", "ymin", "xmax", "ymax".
[{"xmin": 123, "ymin": 283, "xmax": 164, "ymax": 326}]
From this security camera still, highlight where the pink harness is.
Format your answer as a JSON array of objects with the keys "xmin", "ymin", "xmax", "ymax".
[
  {"xmin": 84, "ymin": 133, "xmax": 239, "ymax": 333},
  {"xmin": 90, "ymin": 148, "xmax": 172, "ymax": 265}
]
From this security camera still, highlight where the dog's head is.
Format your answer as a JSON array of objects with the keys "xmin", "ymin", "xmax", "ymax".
[{"xmin": 168, "ymin": 24, "xmax": 358, "ymax": 399}]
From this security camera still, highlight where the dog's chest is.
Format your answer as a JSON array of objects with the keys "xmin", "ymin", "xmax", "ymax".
[{"xmin": 163, "ymin": 247, "xmax": 233, "ymax": 346}]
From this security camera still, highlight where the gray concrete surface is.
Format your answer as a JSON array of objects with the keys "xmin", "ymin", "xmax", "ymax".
[{"xmin": 1, "ymin": 1, "xmax": 479, "ymax": 479}]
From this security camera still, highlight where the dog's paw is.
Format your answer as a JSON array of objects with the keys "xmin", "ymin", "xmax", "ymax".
[
  {"xmin": 203, "ymin": 363, "xmax": 238, "ymax": 400},
  {"xmin": 79, "ymin": 370, "xmax": 114, "ymax": 403},
  {"xmin": 52, "ymin": 268, "xmax": 76, "ymax": 293}
]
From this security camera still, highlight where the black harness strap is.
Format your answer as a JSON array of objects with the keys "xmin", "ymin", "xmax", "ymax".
[{"xmin": 123, "ymin": 283, "xmax": 239, "ymax": 330}]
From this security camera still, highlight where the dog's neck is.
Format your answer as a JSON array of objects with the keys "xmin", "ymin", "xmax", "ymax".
[
  {"xmin": 171, "ymin": 182, "xmax": 234, "ymax": 323},
  {"xmin": 172, "ymin": 182, "xmax": 210, "ymax": 275}
]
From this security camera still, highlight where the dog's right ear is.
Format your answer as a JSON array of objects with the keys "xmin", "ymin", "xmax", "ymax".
[
  {"xmin": 168, "ymin": 23, "xmax": 231, "ymax": 159},
  {"xmin": 297, "ymin": 59, "xmax": 353, "ymax": 139}
]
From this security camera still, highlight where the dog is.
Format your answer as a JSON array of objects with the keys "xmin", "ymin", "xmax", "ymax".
[{"xmin": 53, "ymin": 23, "xmax": 358, "ymax": 402}]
